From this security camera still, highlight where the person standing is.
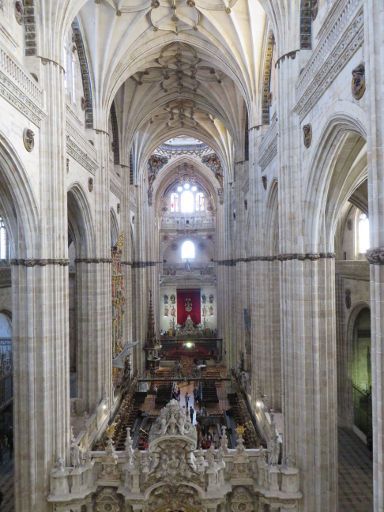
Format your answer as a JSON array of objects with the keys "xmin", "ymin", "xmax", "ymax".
[
  {"xmin": 185, "ymin": 392, "xmax": 189, "ymax": 409},
  {"xmin": 189, "ymin": 405, "xmax": 194, "ymax": 424}
]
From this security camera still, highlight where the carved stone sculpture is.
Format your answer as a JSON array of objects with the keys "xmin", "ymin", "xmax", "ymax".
[
  {"xmin": 267, "ymin": 433, "xmax": 280, "ymax": 466},
  {"xmin": 311, "ymin": 0, "xmax": 319, "ymax": 20},
  {"xmin": 95, "ymin": 488, "xmax": 121, "ymax": 512},
  {"xmin": 23, "ymin": 128, "xmax": 35, "ymax": 152},
  {"xmin": 303, "ymin": 123, "xmax": 312, "ymax": 148},
  {"xmin": 202, "ymin": 153, "xmax": 224, "ymax": 188},
  {"xmin": 345, "ymin": 288, "xmax": 351, "ymax": 309},
  {"xmin": 231, "ymin": 486, "xmax": 254, "ymax": 512},
  {"xmin": 70, "ymin": 442, "xmax": 81, "ymax": 468},
  {"xmin": 352, "ymin": 63, "xmax": 366, "ymax": 100},
  {"xmin": 366, "ymin": 247, "xmax": 384, "ymax": 264},
  {"xmin": 15, "ymin": 1, "xmax": 23, "ymax": 24}
]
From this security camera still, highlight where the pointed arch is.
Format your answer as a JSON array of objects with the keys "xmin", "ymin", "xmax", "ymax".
[
  {"xmin": 0, "ymin": 132, "xmax": 39, "ymax": 259},
  {"xmin": 110, "ymin": 208, "xmax": 119, "ymax": 247},
  {"xmin": 304, "ymin": 114, "xmax": 367, "ymax": 251},
  {"xmin": 67, "ymin": 183, "xmax": 95, "ymax": 258}
]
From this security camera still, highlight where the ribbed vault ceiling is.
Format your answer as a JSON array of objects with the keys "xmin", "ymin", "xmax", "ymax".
[{"xmin": 71, "ymin": 0, "xmax": 267, "ymax": 173}]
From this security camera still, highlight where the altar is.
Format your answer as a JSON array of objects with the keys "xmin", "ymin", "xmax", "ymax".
[{"xmin": 159, "ymin": 336, "xmax": 222, "ymax": 361}]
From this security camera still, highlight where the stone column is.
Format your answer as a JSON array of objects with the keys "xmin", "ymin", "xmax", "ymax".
[
  {"xmin": 216, "ymin": 194, "xmax": 232, "ymax": 365},
  {"xmin": 90, "ymin": 128, "xmax": 113, "ymax": 409},
  {"xmin": 13, "ymin": 59, "xmax": 70, "ymax": 512},
  {"xmin": 277, "ymin": 49, "xmax": 338, "ymax": 511},
  {"xmin": 365, "ymin": 2, "xmax": 384, "ymax": 509}
]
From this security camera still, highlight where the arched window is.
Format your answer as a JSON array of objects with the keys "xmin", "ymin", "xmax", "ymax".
[
  {"xmin": 170, "ymin": 192, "xmax": 179, "ymax": 212},
  {"xmin": 181, "ymin": 240, "xmax": 195, "ymax": 260},
  {"xmin": 358, "ymin": 213, "xmax": 370, "ymax": 254},
  {"xmin": 0, "ymin": 217, "xmax": 7, "ymax": 260},
  {"xmin": 167, "ymin": 182, "xmax": 207, "ymax": 214},
  {"xmin": 180, "ymin": 190, "xmax": 194, "ymax": 213},
  {"xmin": 195, "ymin": 192, "xmax": 205, "ymax": 212}
]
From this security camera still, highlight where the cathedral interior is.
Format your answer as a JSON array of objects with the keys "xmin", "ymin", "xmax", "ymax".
[{"xmin": 0, "ymin": 0, "xmax": 382, "ymax": 511}]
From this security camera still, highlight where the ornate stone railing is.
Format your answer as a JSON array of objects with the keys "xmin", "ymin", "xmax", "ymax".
[
  {"xmin": 295, "ymin": 0, "xmax": 364, "ymax": 119},
  {"xmin": 258, "ymin": 113, "xmax": 278, "ymax": 172},
  {"xmin": 0, "ymin": 43, "xmax": 45, "ymax": 126},
  {"xmin": 66, "ymin": 111, "xmax": 98, "ymax": 175},
  {"xmin": 49, "ymin": 400, "xmax": 301, "ymax": 511},
  {"xmin": 161, "ymin": 213, "xmax": 215, "ymax": 230}
]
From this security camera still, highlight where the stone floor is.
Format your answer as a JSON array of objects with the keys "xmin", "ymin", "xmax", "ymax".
[
  {"xmin": 338, "ymin": 427, "xmax": 373, "ymax": 511},
  {"xmin": 0, "ymin": 456, "xmax": 14, "ymax": 512}
]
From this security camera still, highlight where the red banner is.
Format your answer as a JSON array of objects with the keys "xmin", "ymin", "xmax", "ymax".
[{"xmin": 177, "ymin": 289, "xmax": 201, "ymax": 325}]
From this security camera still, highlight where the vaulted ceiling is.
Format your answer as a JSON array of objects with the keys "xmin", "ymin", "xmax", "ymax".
[{"xmin": 70, "ymin": 0, "xmax": 267, "ymax": 170}]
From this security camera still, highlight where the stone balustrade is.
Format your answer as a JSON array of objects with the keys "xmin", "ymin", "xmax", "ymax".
[{"xmin": 49, "ymin": 400, "xmax": 301, "ymax": 511}]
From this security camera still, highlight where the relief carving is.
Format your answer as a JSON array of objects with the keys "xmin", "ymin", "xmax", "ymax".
[
  {"xmin": 231, "ymin": 486, "xmax": 254, "ymax": 512},
  {"xmin": 366, "ymin": 247, "xmax": 384, "ymax": 264},
  {"xmin": 303, "ymin": 123, "xmax": 312, "ymax": 148},
  {"xmin": 15, "ymin": 1, "xmax": 23, "ymax": 24},
  {"xmin": 95, "ymin": 488, "xmax": 121, "ymax": 512},
  {"xmin": 351, "ymin": 63, "xmax": 366, "ymax": 100},
  {"xmin": 23, "ymin": 128, "xmax": 35, "ymax": 152}
]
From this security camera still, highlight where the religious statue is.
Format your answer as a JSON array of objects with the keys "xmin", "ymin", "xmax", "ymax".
[
  {"xmin": 70, "ymin": 442, "xmax": 81, "ymax": 468},
  {"xmin": 267, "ymin": 433, "xmax": 280, "ymax": 466},
  {"xmin": 185, "ymin": 297, "xmax": 192, "ymax": 313}
]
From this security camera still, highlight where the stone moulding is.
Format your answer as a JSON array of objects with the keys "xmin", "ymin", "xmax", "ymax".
[
  {"xmin": 66, "ymin": 119, "xmax": 98, "ymax": 177},
  {"xmin": 259, "ymin": 115, "xmax": 278, "ymax": 171},
  {"xmin": 75, "ymin": 258, "xmax": 113, "ymax": 264},
  {"xmin": 131, "ymin": 261, "xmax": 160, "ymax": 268},
  {"xmin": 66, "ymin": 134, "xmax": 98, "ymax": 175},
  {"xmin": 216, "ymin": 253, "xmax": 335, "ymax": 265},
  {"xmin": 366, "ymin": 248, "xmax": 384, "ymax": 265},
  {"xmin": 11, "ymin": 259, "xmax": 70, "ymax": 266},
  {"xmin": 295, "ymin": 1, "xmax": 363, "ymax": 119}
]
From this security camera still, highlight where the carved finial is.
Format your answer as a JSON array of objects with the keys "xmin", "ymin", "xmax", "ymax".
[
  {"xmin": 70, "ymin": 426, "xmax": 76, "ymax": 443},
  {"xmin": 235, "ymin": 425, "xmax": 246, "ymax": 452},
  {"xmin": 220, "ymin": 425, "xmax": 229, "ymax": 453},
  {"xmin": 125, "ymin": 427, "xmax": 133, "ymax": 454}
]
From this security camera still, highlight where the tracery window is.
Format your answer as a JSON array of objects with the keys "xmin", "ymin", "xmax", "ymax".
[
  {"xmin": 358, "ymin": 213, "xmax": 370, "ymax": 254},
  {"xmin": 170, "ymin": 192, "xmax": 179, "ymax": 212},
  {"xmin": 170, "ymin": 182, "xmax": 205, "ymax": 213},
  {"xmin": 195, "ymin": 192, "xmax": 205, "ymax": 212}
]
